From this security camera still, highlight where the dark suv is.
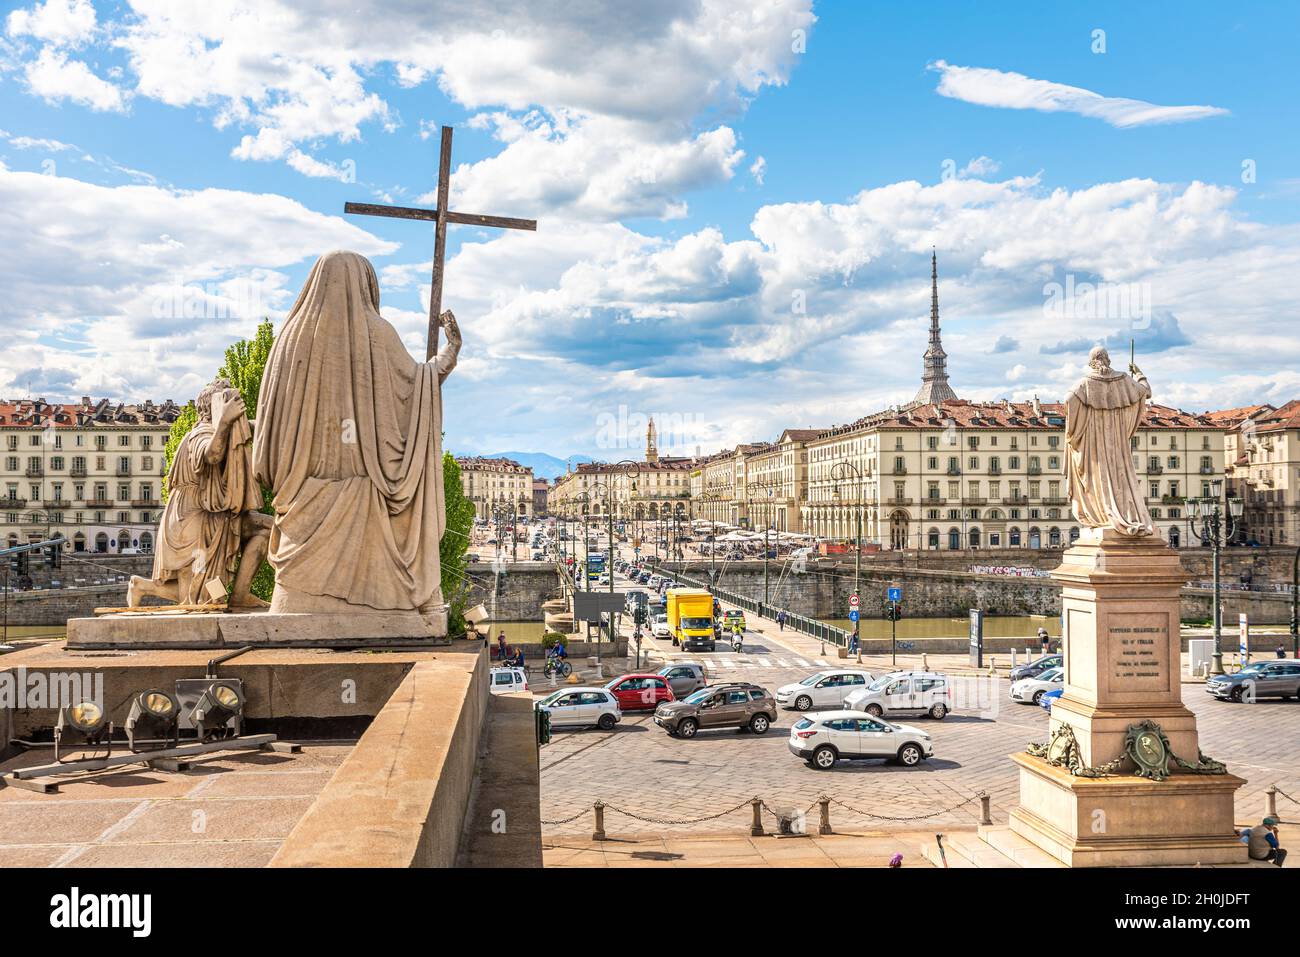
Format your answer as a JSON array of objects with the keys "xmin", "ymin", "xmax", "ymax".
[{"xmin": 654, "ymin": 682, "xmax": 776, "ymax": 738}]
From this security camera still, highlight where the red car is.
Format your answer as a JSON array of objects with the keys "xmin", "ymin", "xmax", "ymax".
[{"xmin": 604, "ymin": 673, "xmax": 675, "ymax": 712}]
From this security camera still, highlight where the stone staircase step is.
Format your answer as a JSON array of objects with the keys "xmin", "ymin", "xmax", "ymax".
[
  {"xmin": 978, "ymin": 824, "xmax": 1066, "ymax": 868},
  {"xmin": 918, "ymin": 834, "xmax": 978, "ymax": 868}
]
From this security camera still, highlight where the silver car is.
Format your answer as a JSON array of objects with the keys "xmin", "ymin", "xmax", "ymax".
[{"xmin": 657, "ymin": 662, "xmax": 708, "ymax": 697}]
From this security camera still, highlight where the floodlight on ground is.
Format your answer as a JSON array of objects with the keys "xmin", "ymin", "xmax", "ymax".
[
  {"xmin": 125, "ymin": 689, "xmax": 180, "ymax": 753},
  {"xmin": 189, "ymin": 681, "xmax": 244, "ymax": 740},
  {"xmin": 54, "ymin": 701, "xmax": 112, "ymax": 763}
]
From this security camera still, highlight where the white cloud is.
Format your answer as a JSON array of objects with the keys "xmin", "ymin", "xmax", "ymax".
[
  {"xmin": 6, "ymin": 0, "xmax": 96, "ymax": 47},
  {"xmin": 929, "ymin": 60, "xmax": 1228, "ymax": 128},
  {"xmin": 750, "ymin": 155, "xmax": 766, "ymax": 186},
  {"xmin": 960, "ymin": 155, "xmax": 1000, "ymax": 178},
  {"xmin": 4, "ymin": 132, "xmax": 75, "ymax": 151},
  {"xmin": 23, "ymin": 47, "xmax": 124, "ymax": 111},
  {"xmin": 6, "ymin": 0, "xmax": 814, "ymax": 216},
  {"xmin": 0, "ymin": 167, "xmax": 396, "ymax": 399}
]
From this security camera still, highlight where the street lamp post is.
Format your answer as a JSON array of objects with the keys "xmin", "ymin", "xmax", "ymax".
[
  {"xmin": 1291, "ymin": 545, "xmax": 1299, "ymax": 659},
  {"xmin": 746, "ymin": 479, "xmax": 776, "ymax": 617},
  {"xmin": 1188, "ymin": 478, "xmax": 1244, "ymax": 675},
  {"xmin": 831, "ymin": 461, "xmax": 864, "ymax": 663}
]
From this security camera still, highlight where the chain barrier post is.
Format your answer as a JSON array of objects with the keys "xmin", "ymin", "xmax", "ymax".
[
  {"xmin": 592, "ymin": 800, "xmax": 607, "ymax": 841},
  {"xmin": 979, "ymin": 792, "xmax": 992, "ymax": 826},
  {"xmin": 1266, "ymin": 784, "xmax": 1277, "ymax": 819},
  {"xmin": 750, "ymin": 797, "xmax": 764, "ymax": 836},
  {"xmin": 818, "ymin": 795, "xmax": 832, "ymax": 835}
]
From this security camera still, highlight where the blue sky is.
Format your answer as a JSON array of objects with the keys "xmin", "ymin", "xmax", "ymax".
[{"xmin": 1, "ymin": 0, "xmax": 1297, "ymax": 461}]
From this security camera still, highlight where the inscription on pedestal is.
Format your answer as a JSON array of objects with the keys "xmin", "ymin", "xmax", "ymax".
[{"xmin": 1109, "ymin": 614, "xmax": 1169, "ymax": 691}]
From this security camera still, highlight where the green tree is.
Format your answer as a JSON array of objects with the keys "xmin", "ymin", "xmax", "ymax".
[{"xmin": 440, "ymin": 452, "xmax": 476, "ymax": 636}]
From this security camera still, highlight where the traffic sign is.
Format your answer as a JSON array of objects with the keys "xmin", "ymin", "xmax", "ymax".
[
  {"xmin": 849, "ymin": 594, "xmax": 860, "ymax": 608},
  {"xmin": 887, "ymin": 586, "xmax": 902, "ymax": 602},
  {"xmin": 848, "ymin": 609, "xmax": 860, "ymax": 623}
]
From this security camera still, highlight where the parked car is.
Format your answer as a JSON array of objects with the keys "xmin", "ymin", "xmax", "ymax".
[
  {"xmin": 489, "ymin": 666, "xmax": 529, "ymax": 696},
  {"xmin": 788, "ymin": 710, "xmax": 933, "ymax": 769},
  {"xmin": 653, "ymin": 682, "xmax": 776, "ymax": 738},
  {"xmin": 844, "ymin": 671, "xmax": 953, "ymax": 719},
  {"xmin": 1206, "ymin": 661, "xmax": 1300, "ymax": 702},
  {"xmin": 1010, "ymin": 666, "xmax": 1064, "ymax": 705},
  {"xmin": 775, "ymin": 670, "xmax": 875, "ymax": 711},
  {"xmin": 605, "ymin": 673, "xmax": 675, "ymax": 711},
  {"xmin": 1009, "ymin": 653, "xmax": 1063, "ymax": 683},
  {"xmin": 536, "ymin": 687, "xmax": 621, "ymax": 730},
  {"xmin": 1040, "ymin": 687, "xmax": 1063, "ymax": 713},
  {"xmin": 657, "ymin": 662, "xmax": 708, "ymax": 698}
]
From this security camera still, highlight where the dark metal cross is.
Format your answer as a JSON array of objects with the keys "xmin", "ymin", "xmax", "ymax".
[{"xmin": 344, "ymin": 124, "xmax": 537, "ymax": 360}]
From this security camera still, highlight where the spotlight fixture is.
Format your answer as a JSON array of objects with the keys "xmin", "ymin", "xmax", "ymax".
[
  {"xmin": 189, "ymin": 681, "xmax": 244, "ymax": 740},
  {"xmin": 54, "ymin": 701, "xmax": 112, "ymax": 763},
  {"xmin": 125, "ymin": 689, "xmax": 180, "ymax": 753}
]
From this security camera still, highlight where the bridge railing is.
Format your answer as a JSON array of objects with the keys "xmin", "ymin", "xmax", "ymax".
[{"xmin": 654, "ymin": 563, "xmax": 851, "ymax": 649}]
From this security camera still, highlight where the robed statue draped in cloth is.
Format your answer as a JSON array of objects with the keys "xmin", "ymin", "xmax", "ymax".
[
  {"xmin": 127, "ymin": 378, "xmax": 271, "ymax": 609},
  {"xmin": 252, "ymin": 250, "xmax": 461, "ymax": 616},
  {"xmin": 1065, "ymin": 346, "xmax": 1154, "ymax": 538}
]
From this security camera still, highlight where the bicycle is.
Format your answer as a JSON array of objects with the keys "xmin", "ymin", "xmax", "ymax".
[{"xmin": 544, "ymin": 656, "xmax": 573, "ymax": 679}]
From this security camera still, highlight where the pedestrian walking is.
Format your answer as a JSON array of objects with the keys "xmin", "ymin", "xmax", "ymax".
[
  {"xmin": 1038, "ymin": 627, "xmax": 1050, "ymax": 655},
  {"xmin": 777, "ymin": 609, "xmax": 787, "ymax": 631},
  {"xmin": 496, "ymin": 631, "xmax": 508, "ymax": 661},
  {"xmin": 1276, "ymin": 644, "xmax": 1287, "ymax": 659}
]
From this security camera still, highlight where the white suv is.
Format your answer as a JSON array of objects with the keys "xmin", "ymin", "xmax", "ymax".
[
  {"xmin": 788, "ymin": 710, "xmax": 934, "ymax": 769},
  {"xmin": 844, "ymin": 671, "xmax": 953, "ymax": 719},
  {"xmin": 775, "ymin": 670, "xmax": 875, "ymax": 711}
]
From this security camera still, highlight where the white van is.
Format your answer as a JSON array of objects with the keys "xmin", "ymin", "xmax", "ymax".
[
  {"xmin": 489, "ymin": 666, "xmax": 529, "ymax": 696},
  {"xmin": 843, "ymin": 671, "xmax": 952, "ymax": 720}
]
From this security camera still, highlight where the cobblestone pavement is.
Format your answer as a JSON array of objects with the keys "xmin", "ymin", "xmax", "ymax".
[{"xmin": 540, "ymin": 567, "xmax": 1300, "ymax": 838}]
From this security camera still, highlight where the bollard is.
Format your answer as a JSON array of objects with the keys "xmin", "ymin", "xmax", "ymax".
[
  {"xmin": 1010, "ymin": 648, "xmax": 1018, "ymax": 668},
  {"xmin": 921, "ymin": 653, "xmax": 928, "ymax": 672},
  {"xmin": 592, "ymin": 800, "xmax": 607, "ymax": 841},
  {"xmin": 979, "ymin": 793, "xmax": 992, "ymax": 826},
  {"xmin": 818, "ymin": 795, "xmax": 832, "ymax": 835},
  {"xmin": 1025, "ymin": 646, "xmax": 1032, "ymax": 661},
  {"xmin": 1266, "ymin": 785, "xmax": 1277, "ymax": 819},
  {"xmin": 750, "ymin": 797, "xmax": 764, "ymax": 837}
]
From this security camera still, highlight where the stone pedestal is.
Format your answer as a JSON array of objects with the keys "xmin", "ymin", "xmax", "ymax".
[{"xmin": 1010, "ymin": 528, "xmax": 1247, "ymax": 866}]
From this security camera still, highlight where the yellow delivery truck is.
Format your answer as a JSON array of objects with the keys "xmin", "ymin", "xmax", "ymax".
[{"xmin": 667, "ymin": 587, "xmax": 716, "ymax": 651}]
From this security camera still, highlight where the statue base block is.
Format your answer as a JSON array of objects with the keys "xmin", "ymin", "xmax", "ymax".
[
  {"xmin": 67, "ymin": 605, "xmax": 449, "ymax": 650},
  {"xmin": 1010, "ymin": 752, "xmax": 1247, "ymax": 867}
]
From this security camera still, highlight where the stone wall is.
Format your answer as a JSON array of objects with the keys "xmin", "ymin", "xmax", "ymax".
[
  {"xmin": 655, "ymin": 556, "xmax": 1297, "ymax": 624},
  {"xmin": 465, "ymin": 562, "xmax": 561, "ymax": 621}
]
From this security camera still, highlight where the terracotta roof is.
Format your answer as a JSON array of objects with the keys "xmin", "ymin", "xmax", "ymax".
[
  {"xmin": 456, "ymin": 456, "xmax": 529, "ymax": 472},
  {"xmin": 0, "ymin": 397, "xmax": 181, "ymax": 428},
  {"xmin": 814, "ymin": 397, "xmax": 1219, "ymax": 440},
  {"xmin": 1204, "ymin": 403, "xmax": 1274, "ymax": 428},
  {"xmin": 1249, "ymin": 399, "xmax": 1300, "ymax": 433}
]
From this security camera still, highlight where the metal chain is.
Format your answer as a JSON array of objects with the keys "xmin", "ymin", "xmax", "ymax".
[
  {"xmin": 602, "ymin": 797, "xmax": 756, "ymax": 826},
  {"xmin": 542, "ymin": 792, "xmax": 983, "ymax": 828},
  {"xmin": 539, "ymin": 808, "xmax": 592, "ymax": 826},
  {"xmin": 1274, "ymin": 786, "xmax": 1300, "ymax": 808},
  {"xmin": 826, "ymin": 790, "xmax": 985, "ymax": 823}
]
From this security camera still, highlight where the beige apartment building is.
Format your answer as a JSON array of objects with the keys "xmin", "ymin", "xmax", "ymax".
[
  {"xmin": 1215, "ymin": 400, "xmax": 1300, "ymax": 545},
  {"xmin": 802, "ymin": 398, "xmax": 1224, "ymax": 551},
  {"xmin": 456, "ymin": 456, "xmax": 535, "ymax": 521},
  {"xmin": 550, "ymin": 419, "xmax": 693, "ymax": 523},
  {"xmin": 1, "ymin": 396, "xmax": 181, "ymax": 554}
]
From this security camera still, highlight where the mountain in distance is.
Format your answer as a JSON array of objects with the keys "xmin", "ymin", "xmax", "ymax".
[{"xmin": 479, "ymin": 451, "xmax": 594, "ymax": 480}]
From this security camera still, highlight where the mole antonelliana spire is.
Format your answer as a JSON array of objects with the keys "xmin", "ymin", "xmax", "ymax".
[{"xmin": 912, "ymin": 249, "xmax": 959, "ymax": 405}]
